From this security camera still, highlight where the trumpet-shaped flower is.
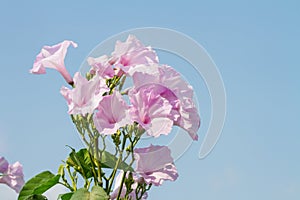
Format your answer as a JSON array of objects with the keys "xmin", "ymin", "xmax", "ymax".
[
  {"xmin": 93, "ymin": 91, "xmax": 132, "ymax": 135},
  {"xmin": 30, "ymin": 40, "xmax": 77, "ymax": 84},
  {"xmin": 129, "ymin": 85, "xmax": 174, "ymax": 137},
  {"xmin": 60, "ymin": 72, "xmax": 108, "ymax": 115},
  {"xmin": 111, "ymin": 35, "xmax": 158, "ymax": 73},
  {"xmin": 130, "ymin": 64, "xmax": 200, "ymax": 140},
  {"xmin": 0, "ymin": 157, "xmax": 24, "ymax": 193},
  {"xmin": 134, "ymin": 145, "xmax": 178, "ymax": 186}
]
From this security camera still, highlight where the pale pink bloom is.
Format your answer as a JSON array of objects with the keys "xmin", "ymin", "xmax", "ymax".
[
  {"xmin": 30, "ymin": 40, "xmax": 78, "ymax": 84},
  {"xmin": 0, "ymin": 157, "xmax": 8, "ymax": 173},
  {"xmin": 131, "ymin": 64, "xmax": 200, "ymax": 140},
  {"xmin": 93, "ymin": 91, "xmax": 132, "ymax": 135},
  {"xmin": 87, "ymin": 55, "xmax": 115, "ymax": 78},
  {"xmin": 134, "ymin": 145, "xmax": 178, "ymax": 186},
  {"xmin": 111, "ymin": 35, "xmax": 158, "ymax": 73},
  {"xmin": 110, "ymin": 171, "xmax": 148, "ymax": 200},
  {"xmin": 127, "ymin": 63, "xmax": 160, "ymax": 77},
  {"xmin": 129, "ymin": 85, "xmax": 174, "ymax": 137},
  {"xmin": 0, "ymin": 157, "xmax": 24, "ymax": 193},
  {"xmin": 60, "ymin": 72, "xmax": 108, "ymax": 115}
]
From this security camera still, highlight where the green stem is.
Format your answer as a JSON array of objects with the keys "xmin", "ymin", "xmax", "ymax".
[
  {"xmin": 107, "ymin": 152, "xmax": 123, "ymax": 193},
  {"xmin": 59, "ymin": 167, "xmax": 73, "ymax": 192},
  {"xmin": 118, "ymin": 75, "xmax": 126, "ymax": 91},
  {"xmin": 94, "ymin": 136, "xmax": 103, "ymax": 186},
  {"xmin": 116, "ymin": 171, "xmax": 127, "ymax": 200},
  {"xmin": 107, "ymin": 133, "xmax": 127, "ymax": 193},
  {"xmin": 58, "ymin": 182, "xmax": 74, "ymax": 192},
  {"xmin": 104, "ymin": 176, "xmax": 110, "ymax": 191},
  {"xmin": 66, "ymin": 166, "xmax": 77, "ymax": 191},
  {"xmin": 71, "ymin": 115, "xmax": 90, "ymax": 147}
]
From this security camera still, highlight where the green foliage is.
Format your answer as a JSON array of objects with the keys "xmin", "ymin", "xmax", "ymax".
[
  {"xmin": 18, "ymin": 171, "xmax": 60, "ymax": 200},
  {"xmin": 58, "ymin": 193, "xmax": 73, "ymax": 200},
  {"xmin": 69, "ymin": 186, "xmax": 109, "ymax": 200},
  {"xmin": 25, "ymin": 194, "xmax": 47, "ymax": 200},
  {"xmin": 69, "ymin": 188, "xmax": 89, "ymax": 200},
  {"xmin": 101, "ymin": 151, "xmax": 133, "ymax": 171},
  {"xmin": 66, "ymin": 148, "xmax": 94, "ymax": 179},
  {"xmin": 66, "ymin": 148, "xmax": 133, "ymax": 175}
]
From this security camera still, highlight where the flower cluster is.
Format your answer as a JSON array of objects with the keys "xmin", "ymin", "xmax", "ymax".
[
  {"xmin": 0, "ymin": 157, "xmax": 24, "ymax": 193},
  {"xmin": 23, "ymin": 35, "xmax": 200, "ymax": 200}
]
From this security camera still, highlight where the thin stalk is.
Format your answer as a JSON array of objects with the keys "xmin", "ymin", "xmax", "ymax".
[
  {"xmin": 107, "ymin": 134, "xmax": 127, "ymax": 193},
  {"xmin": 107, "ymin": 152, "xmax": 123, "ymax": 193},
  {"xmin": 94, "ymin": 136, "xmax": 103, "ymax": 186},
  {"xmin": 66, "ymin": 166, "xmax": 77, "ymax": 191},
  {"xmin": 116, "ymin": 171, "xmax": 127, "ymax": 200},
  {"xmin": 58, "ymin": 182, "xmax": 74, "ymax": 192},
  {"xmin": 118, "ymin": 75, "xmax": 126, "ymax": 91}
]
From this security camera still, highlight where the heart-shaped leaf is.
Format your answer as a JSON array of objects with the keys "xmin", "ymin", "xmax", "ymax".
[
  {"xmin": 18, "ymin": 171, "xmax": 60, "ymax": 200},
  {"xmin": 69, "ymin": 186, "xmax": 109, "ymax": 200}
]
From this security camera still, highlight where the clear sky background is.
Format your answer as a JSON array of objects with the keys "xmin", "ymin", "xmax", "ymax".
[{"xmin": 0, "ymin": 0, "xmax": 299, "ymax": 199}]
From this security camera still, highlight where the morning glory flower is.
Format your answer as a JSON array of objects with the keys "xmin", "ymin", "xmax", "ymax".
[
  {"xmin": 129, "ymin": 84, "xmax": 174, "ymax": 137},
  {"xmin": 0, "ymin": 157, "xmax": 24, "ymax": 193},
  {"xmin": 60, "ymin": 72, "xmax": 109, "ymax": 115},
  {"xmin": 30, "ymin": 40, "xmax": 78, "ymax": 84},
  {"xmin": 93, "ymin": 91, "xmax": 132, "ymax": 135},
  {"xmin": 134, "ymin": 145, "xmax": 178, "ymax": 186},
  {"xmin": 130, "ymin": 64, "xmax": 200, "ymax": 140},
  {"xmin": 111, "ymin": 35, "xmax": 158, "ymax": 73}
]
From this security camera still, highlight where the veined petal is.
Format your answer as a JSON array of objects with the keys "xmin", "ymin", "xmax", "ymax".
[
  {"xmin": 87, "ymin": 55, "xmax": 115, "ymax": 78},
  {"xmin": 30, "ymin": 40, "xmax": 77, "ymax": 84},
  {"xmin": 129, "ymin": 85, "xmax": 174, "ymax": 137},
  {"xmin": 111, "ymin": 35, "xmax": 158, "ymax": 73},
  {"xmin": 0, "ymin": 159, "xmax": 24, "ymax": 193},
  {"xmin": 134, "ymin": 145, "xmax": 178, "ymax": 186},
  {"xmin": 131, "ymin": 64, "xmax": 200, "ymax": 140},
  {"xmin": 60, "ymin": 72, "xmax": 108, "ymax": 115},
  {"xmin": 93, "ymin": 91, "xmax": 132, "ymax": 135}
]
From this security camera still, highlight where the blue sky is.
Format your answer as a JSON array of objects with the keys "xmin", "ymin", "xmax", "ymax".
[{"xmin": 0, "ymin": 0, "xmax": 300, "ymax": 199}]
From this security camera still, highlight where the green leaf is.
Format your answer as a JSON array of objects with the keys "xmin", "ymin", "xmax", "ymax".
[
  {"xmin": 70, "ymin": 188, "xmax": 90, "ymax": 200},
  {"xmin": 25, "ymin": 194, "xmax": 47, "ymax": 200},
  {"xmin": 18, "ymin": 171, "xmax": 60, "ymax": 200},
  {"xmin": 101, "ymin": 151, "xmax": 133, "ymax": 171},
  {"xmin": 58, "ymin": 192, "xmax": 73, "ymax": 200},
  {"xmin": 66, "ymin": 148, "xmax": 93, "ymax": 178},
  {"xmin": 69, "ymin": 187, "xmax": 109, "ymax": 200},
  {"xmin": 66, "ymin": 148, "xmax": 133, "ymax": 178},
  {"xmin": 90, "ymin": 186, "xmax": 109, "ymax": 200}
]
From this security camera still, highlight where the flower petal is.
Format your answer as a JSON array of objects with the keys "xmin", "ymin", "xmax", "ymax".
[
  {"xmin": 60, "ymin": 72, "xmax": 108, "ymax": 115},
  {"xmin": 93, "ymin": 91, "xmax": 132, "ymax": 135},
  {"xmin": 134, "ymin": 145, "xmax": 178, "ymax": 186},
  {"xmin": 30, "ymin": 40, "xmax": 77, "ymax": 84}
]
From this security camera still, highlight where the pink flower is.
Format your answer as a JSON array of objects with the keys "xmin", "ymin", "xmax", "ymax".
[
  {"xmin": 129, "ymin": 85, "xmax": 174, "ymax": 137},
  {"xmin": 30, "ymin": 40, "xmax": 78, "ymax": 84},
  {"xmin": 111, "ymin": 35, "xmax": 158, "ymax": 73},
  {"xmin": 93, "ymin": 91, "xmax": 132, "ymax": 135},
  {"xmin": 0, "ymin": 157, "xmax": 8, "ymax": 173},
  {"xmin": 110, "ymin": 171, "xmax": 148, "ymax": 200},
  {"xmin": 0, "ymin": 157, "xmax": 24, "ymax": 193},
  {"xmin": 87, "ymin": 55, "xmax": 115, "ymax": 78},
  {"xmin": 130, "ymin": 64, "xmax": 200, "ymax": 140},
  {"xmin": 134, "ymin": 145, "xmax": 178, "ymax": 186},
  {"xmin": 60, "ymin": 72, "xmax": 108, "ymax": 115}
]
